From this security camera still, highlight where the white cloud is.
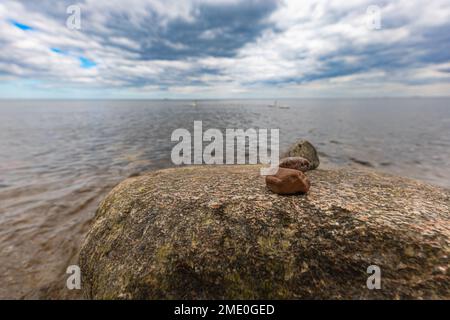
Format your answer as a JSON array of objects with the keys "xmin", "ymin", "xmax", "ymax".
[{"xmin": 0, "ymin": 0, "xmax": 449, "ymax": 98}]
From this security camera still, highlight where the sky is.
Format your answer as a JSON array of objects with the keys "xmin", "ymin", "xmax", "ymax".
[{"xmin": 0, "ymin": 0, "xmax": 450, "ymax": 99}]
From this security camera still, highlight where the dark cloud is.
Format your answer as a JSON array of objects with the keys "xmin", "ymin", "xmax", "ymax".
[
  {"xmin": 99, "ymin": 0, "xmax": 278, "ymax": 60},
  {"xmin": 1, "ymin": 0, "xmax": 450, "ymax": 97}
]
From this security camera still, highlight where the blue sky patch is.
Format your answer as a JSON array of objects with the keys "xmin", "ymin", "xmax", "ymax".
[
  {"xmin": 79, "ymin": 57, "xmax": 97, "ymax": 69},
  {"xmin": 10, "ymin": 20, "xmax": 34, "ymax": 31},
  {"xmin": 50, "ymin": 48, "xmax": 65, "ymax": 54}
]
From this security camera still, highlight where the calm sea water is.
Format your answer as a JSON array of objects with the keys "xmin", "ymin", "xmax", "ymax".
[{"xmin": 0, "ymin": 98, "xmax": 449, "ymax": 298}]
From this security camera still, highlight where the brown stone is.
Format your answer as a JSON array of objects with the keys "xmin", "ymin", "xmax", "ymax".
[
  {"xmin": 279, "ymin": 156, "xmax": 311, "ymax": 172},
  {"xmin": 265, "ymin": 167, "xmax": 310, "ymax": 194}
]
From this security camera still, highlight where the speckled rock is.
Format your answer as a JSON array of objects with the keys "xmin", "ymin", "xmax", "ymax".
[
  {"xmin": 79, "ymin": 165, "xmax": 450, "ymax": 299},
  {"xmin": 266, "ymin": 168, "xmax": 310, "ymax": 194},
  {"xmin": 279, "ymin": 157, "xmax": 311, "ymax": 172},
  {"xmin": 283, "ymin": 140, "xmax": 320, "ymax": 170}
]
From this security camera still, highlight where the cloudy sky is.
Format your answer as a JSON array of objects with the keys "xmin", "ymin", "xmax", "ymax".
[{"xmin": 0, "ymin": 0, "xmax": 450, "ymax": 99}]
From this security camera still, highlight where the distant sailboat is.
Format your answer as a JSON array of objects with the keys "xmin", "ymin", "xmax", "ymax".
[
  {"xmin": 268, "ymin": 100, "xmax": 290, "ymax": 109},
  {"xmin": 268, "ymin": 100, "xmax": 277, "ymax": 108},
  {"xmin": 191, "ymin": 100, "xmax": 198, "ymax": 107}
]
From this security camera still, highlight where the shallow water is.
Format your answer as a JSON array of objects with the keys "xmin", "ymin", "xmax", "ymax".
[{"xmin": 0, "ymin": 98, "xmax": 449, "ymax": 298}]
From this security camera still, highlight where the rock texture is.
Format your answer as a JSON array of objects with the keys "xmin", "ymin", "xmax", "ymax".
[
  {"xmin": 279, "ymin": 156, "xmax": 311, "ymax": 172},
  {"xmin": 79, "ymin": 165, "xmax": 450, "ymax": 299},
  {"xmin": 283, "ymin": 140, "xmax": 320, "ymax": 170},
  {"xmin": 266, "ymin": 168, "xmax": 310, "ymax": 194}
]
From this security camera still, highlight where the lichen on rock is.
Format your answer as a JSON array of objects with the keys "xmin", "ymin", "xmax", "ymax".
[{"xmin": 79, "ymin": 165, "xmax": 450, "ymax": 299}]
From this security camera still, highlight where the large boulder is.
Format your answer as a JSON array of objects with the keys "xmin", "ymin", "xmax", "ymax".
[{"xmin": 79, "ymin": 165, "xmax": 450, "ymax": 299}]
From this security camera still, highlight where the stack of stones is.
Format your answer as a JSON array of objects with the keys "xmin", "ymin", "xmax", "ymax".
[{"xmin": 266, "ymin": 140, "xmax": 319, "ymax": 195}]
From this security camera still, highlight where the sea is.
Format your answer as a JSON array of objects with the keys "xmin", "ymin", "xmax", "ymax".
[{"xmin": 0, "ymin": 98, "xmax": 449, "ymax": 298}]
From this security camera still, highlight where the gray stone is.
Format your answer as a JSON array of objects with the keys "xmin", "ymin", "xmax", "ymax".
[
  {"xmin": 283, "ymin": 140, "xmax": 320, "ymax": 170},
  {"xmin": 79, "ymin": 165, "xmax": 450, "ymax": 299}
]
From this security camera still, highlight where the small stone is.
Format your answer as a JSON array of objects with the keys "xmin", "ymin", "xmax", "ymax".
[
  {"xmin": 265, "ymin": 168, "xmax": 310, "ymax": 195},
  {"xmin": 283, "ymin": 140, "xmax": 320, "ymax": 170},
  {"xmin": 279, "ymin": 157, "xmax": 311, "ymax": 172}
]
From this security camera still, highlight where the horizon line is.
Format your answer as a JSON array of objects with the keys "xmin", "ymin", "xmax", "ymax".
[{"xmin": 1, "ymin": 96, "xmax": 450, "ymax": 101}]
